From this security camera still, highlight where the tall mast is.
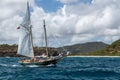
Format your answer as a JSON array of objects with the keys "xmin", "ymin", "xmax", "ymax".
[
  {"xmin": 30, "ymin": 25, "xmax": 35, "ymax": 58},
  {"xmin": 27, "ymin": 1, "xmax": 34, "ymax": 58},
  {"xmin": 43, "ymin": 20, "xmax": 49, "ymax": 57}
]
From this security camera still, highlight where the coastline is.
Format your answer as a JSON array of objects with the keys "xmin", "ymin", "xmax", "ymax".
[{"xmin": 67, "ymin": 56, "xmax": 120, "ymax": 57}]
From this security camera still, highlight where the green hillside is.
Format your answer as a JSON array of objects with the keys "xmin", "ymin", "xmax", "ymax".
[
  {"xmin": 88, "ymin": 39, "xmax": 120, "ymax": 56},
  {"xmin": 61, "ymin": 42, "xmax": 108, "ymax": 54}
]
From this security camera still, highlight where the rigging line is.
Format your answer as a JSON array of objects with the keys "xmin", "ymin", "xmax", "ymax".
[
  {"xmin": 50, "ymin": 31, "xmax": 67, "ymax": 52},
  {"xmin": 41, "ymin": 30, "xmax": 45, "ymax": 47},
  {"xmin": 20, "ymin": 24, "xmax": 31, "ymax": 32},
  {"xmin": 38, "ymin": 27, "xmax": 47, "ymax": 47}
]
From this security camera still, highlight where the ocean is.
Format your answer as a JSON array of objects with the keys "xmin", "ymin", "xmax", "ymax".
[{"xmin": 0, "ymin": 57, "xmax": 120, "ymax": 80}]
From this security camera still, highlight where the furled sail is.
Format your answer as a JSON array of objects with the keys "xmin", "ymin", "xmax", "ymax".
[{"xmin": 17, "ymin": 2, "xmax": 34, "ymax": 58}]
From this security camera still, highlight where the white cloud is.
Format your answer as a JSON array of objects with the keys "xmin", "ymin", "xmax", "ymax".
[
  {"xmin": 0, "ymin": 0, "xmax": 120, "ymax": 47},
  {"xmin": 0, "ymin": 0, "xmax": 35, "ymax": 44}
]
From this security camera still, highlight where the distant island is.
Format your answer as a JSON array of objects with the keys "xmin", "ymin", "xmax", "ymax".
[
  {"xmin": 0, "ymin": 39, "xmax": 120, "ymax": 57},
  {"xmin": 69, "ymin": 39, "xmax": 120, "ymax": 56}
]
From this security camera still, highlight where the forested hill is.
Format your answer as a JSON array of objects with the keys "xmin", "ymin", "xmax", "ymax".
[
  {"xmin": 90, "ymin": 39, "xmax": 120, "ymax": 56},
  {"xmin": 60, "ymin": 42, "xmax": 108, "ymax": 54}
]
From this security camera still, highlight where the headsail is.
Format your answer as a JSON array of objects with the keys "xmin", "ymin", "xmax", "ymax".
[{"xmin": 17, "ymin": 2, "xmax": 34, "ymax": 58}]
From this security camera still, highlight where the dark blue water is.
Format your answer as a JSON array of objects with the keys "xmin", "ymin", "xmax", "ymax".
[{"xmin": 0, "ymin": 57, "xmax": 120, "ymax": 80}]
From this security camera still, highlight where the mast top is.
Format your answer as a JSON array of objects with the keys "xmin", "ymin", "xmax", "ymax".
[{"xmin": 43, "ymin": 20, "xmax": 46, "ymax": 26}]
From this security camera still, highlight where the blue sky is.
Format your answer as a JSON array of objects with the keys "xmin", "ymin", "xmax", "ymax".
[
  {"xmin": 35, "ymin": 0, "xmax": 92, "ymax": 12},
  {"xmin": 35, "ymin": 0, "xmax": 63, "ymax": 12}
]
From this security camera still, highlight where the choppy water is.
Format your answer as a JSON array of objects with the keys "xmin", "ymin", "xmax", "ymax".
[{"xmin": 0, "ymin": 57, "xmax": 120, "ymax": 80}]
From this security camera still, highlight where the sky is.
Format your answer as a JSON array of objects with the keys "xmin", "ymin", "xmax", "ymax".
[{"xmin": 0, "ymin": 0, "xmax": 120, "ymax": 47}]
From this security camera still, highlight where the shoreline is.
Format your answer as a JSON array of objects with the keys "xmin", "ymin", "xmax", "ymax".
[
  {"xmin": 0, "ymin": 55, "xmax": 120, "ymax": 58},
  {"xmin": 67, "ymin": 56, "xmax": 120, "ymax": 57}
]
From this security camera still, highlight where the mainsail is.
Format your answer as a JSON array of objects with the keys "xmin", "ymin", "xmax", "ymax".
[{"xmin": 17, "ymin": 2, "xmax": 34, "ymax": 58}]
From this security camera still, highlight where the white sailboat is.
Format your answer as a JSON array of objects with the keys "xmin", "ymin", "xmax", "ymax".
[{"xmin": 17, "ymin": 2, "xmax": 67, "ymax": 66}]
